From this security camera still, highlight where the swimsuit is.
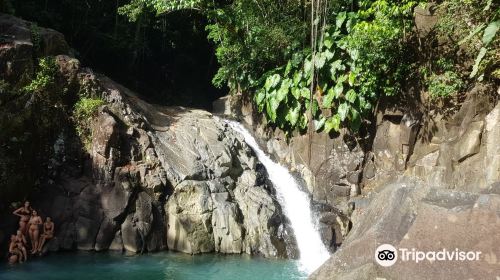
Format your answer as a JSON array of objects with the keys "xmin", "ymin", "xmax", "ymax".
[{"xmin": 19, "ymin": 209, "xmax": 30, "ymax": 221}]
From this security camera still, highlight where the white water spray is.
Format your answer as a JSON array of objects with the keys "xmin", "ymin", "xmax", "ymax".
[{"xmin": 227, "ymin": 121, "xmax": 330, "ymax": 274}]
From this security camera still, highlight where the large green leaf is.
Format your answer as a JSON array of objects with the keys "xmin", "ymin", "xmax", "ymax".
[
  {"xmin": 286, "ymin": 103, "xmax": 301, "ymax": 126},
  {"xmin": 348, "ymin": 71, "xmax": 356, "ymax": 86},
  {"xmin": 338, "ymin": 102, "xmax": 349, "ymax": 121},
  {"xmin": 323, "ymin": 49, "xmax": 334, "ymax": 60},
  {"xmin": 345, "ymin": 89, "xmax": 357, "ymax": 103},
  {"xmin": 324, "ymin": 115, "xmax": 340, "ymax": 133},
  {"xmin": 324, "ymin": 37, "xmax": 333, "ymax": 49},
  {"xmin": 329, "ymin": 60, "xmax": 343, "ymax": 79},
  {"xmin": 315, "ymin": 55, "xmax": 326, "ymax": 69},
  {"xmin": 304, "ymin": 59, "xmax": 312, "ymax": 75},
  {"xmin": 350, "ymin": 108, "xmax": 361, "ymax": 132},
  {"xmin": 482, "ymin": 20, "xmax": 499, "ymax": 46},
  {"xmin": 266, "ymin": 96, "xmax": 280, "ymax": 122},
  {"xmin": 314, "ymin": 116, "xmax": 326, "ymax": 131},
  {"xmin": 255, "ymin": 89, "xmax": 266, "ymax": 111},
  {"xmin": 265, "ymin": 74, "xmax": 281, "ymax": 91},
  {"xmin": 346, "ymin": 12, "xmax": 357, "ymax": 32},
  {"xmin": 293, "ymin": 71, "xmax": 303, "ymax": 85},
  {"xmin": 291, "ymin": 87, "xmax": 300, "ymax": 100},
  {"xmin": 300, "ymin": 88, "xmax": 311, "ymax": 99},
  {"xmin": 323, "ymin": 87, "xmax": 335, "ymax": 108},
  {"xmin": 312, "ymin": 99, "xmax": 319, "ymax": 116},
  {"xmin": 333, "ymin": 81, "xmax": 343, "ymax": 98},
  {"xmin": 299, "ymin": 113, "xmax": 308, "ymax": 130},
  {"xmin": 306, "ymin": 99, "xmax": 320, "ymax": 116},
  {"xmin": 470, "ymin": 47, "xmax": 487, "ymax": 78},
  {"xmin": 284, "ymin": 61, "xmax": 292, "ymax": 76},
  {"xmin": 336, "ymin": 12, "xmax": 347, "ymax": 29},
  {"xmin": 276, "ymin": 78, "xmax": 291, "ymax": 103}
]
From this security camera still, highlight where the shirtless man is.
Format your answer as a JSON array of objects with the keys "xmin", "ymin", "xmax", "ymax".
[
  {"xmin": 36, "ymin": 217, "xmax": 54, "ymax": 253},
  {"xmin": 13, "ymin": 201, "xmax": 32, "ymax": 236},
  {"xmin": 15, "ymin": 230, "xmax": 28, "ymax": 261},
  {"xmin": 8, "ymin": 235, "xmax": 22, "ymax": 264},
  {"xmin": 28, "ymin": 210, "xmax": 42, "ymax": 254}
]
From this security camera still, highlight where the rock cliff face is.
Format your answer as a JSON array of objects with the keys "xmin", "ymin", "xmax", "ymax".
[
  {"xmin": 43, "ymin": 59, "xmax": 295, "ymax": 257},
  {"xmin": 0, "ymin": 13, "xmax": 296, "ymax": 258},
  {"xmin": 309, "ymin": 179, "xmax": 500, "ymax": 280}
]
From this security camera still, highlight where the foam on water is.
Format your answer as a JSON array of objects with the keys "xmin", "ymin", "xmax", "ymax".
[{"xmin": 227, "ymin": 121, "xmax": 330, "ymax": 274}]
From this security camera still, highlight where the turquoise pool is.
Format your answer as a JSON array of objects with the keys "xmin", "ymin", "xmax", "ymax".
[{"xmin": 0, "ymin": 251, "xmax": 308, "ymax": 280}]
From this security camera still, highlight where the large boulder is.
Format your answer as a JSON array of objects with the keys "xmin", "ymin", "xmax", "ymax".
[
  {"xmin": 158, "ymin": 111, "xmax": 294, "ymax": 257},
  {"xmin": 165, "ymin": 180, "xmax": 215, "ymax": 254},
  {"xmin": 310, "ymin": 178, "xmax": 500, "ymax": 280},
  {"xmin": 0, "ymin": 13, "xmax": 68, "ymax": 84}
]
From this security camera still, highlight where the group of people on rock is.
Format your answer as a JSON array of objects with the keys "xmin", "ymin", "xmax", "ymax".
[{"xmin": 7, "ymin": 201, "xmax": 54, "ymax": 264}]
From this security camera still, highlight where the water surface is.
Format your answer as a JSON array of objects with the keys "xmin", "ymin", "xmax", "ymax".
[{"xmin": 0, "ymin": 252, "xmax": 307, "ymax": 280}]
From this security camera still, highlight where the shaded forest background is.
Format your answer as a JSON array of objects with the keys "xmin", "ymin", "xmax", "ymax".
[{"xmin": 3, "ymin": 0, "xmax": 226, "ymax": 109}]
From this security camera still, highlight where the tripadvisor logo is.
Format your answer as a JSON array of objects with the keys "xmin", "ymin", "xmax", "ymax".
[
  {"xmin": 375, "ymin": 244, "xmax": 482, "ymax": 267},
  {"xmin": 375, "ymin": 244, "xmax": 398, "ymax": 267}
]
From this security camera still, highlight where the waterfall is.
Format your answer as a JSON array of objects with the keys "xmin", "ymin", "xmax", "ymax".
[{"xmin": 227, "ymin": 121, "xmax": 330, "ymax": 274}]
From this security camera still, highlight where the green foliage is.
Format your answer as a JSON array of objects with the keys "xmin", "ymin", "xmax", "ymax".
[
  {"xmin": 121, "ymin": 0, "xmax": 306, "ymax": 91},
  {"xmin": 427, "ymin": 71, "xmax": 463, "ymax": 99},
  {"xmin": 256, "ymin": 0, "xmax": 417, "ymax": 134},
  {"xmin": 23, "ymin": 57, "xmax": 66, "ymax": 129},
  {"xmin": 73, "ymin": 97, "xmax": 104, "ymax": 149},
  {"xmin": 29, "ymin": 23, "xmax": 41, "ymax": 55},
  {"xmin": 0, "ymin": 58, "xmax": 66, "ymax": 203},
  {"xmin": 470, "ymin": 19, "xmax": 499, "ymax": 78},
  {"xmin": 23, "ymin": 57, "xmax": 58, "ymax": 93},
  {"xmin": 130, "ymin": 0, "xmax": 418, "ymax": 134},
  {"xmin": 79, "ymin": 0, "xmax": 500, "ymax": 135},
  {"xmin": 420, "ymin": 58, "xmax": 463, "ymax": 99},
  {"xmin": 204, "ymin": 0, "xmax": 306, "ymax": 90},
  {"xmin": 119, "ymin": 0, "xmax": 204, "ymax": 21},
  {"xmin": 437, "ymin": 0, "xmax": 499, "ymax": 80}
]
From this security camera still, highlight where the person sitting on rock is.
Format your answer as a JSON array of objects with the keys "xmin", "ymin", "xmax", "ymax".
[
  {"xmin": 8, "ymin": 235, "xmax": 22, "ymax": 264},
  {"xmin": 15, "ymin": 230, "xmax": 28, "ymax": 262},
  {"xmin": 36, "ymin": 217, "xmax": 54, "ymax": 254},
  {"xmin": 13, "ymin": 201, "xmax": 32, "ymax": 236},
  {"xmin": 28, "ymin": 210, "xmax": 42, "ymax": 254}
]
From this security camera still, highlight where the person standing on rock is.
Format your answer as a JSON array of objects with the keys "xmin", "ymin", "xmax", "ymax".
[
  {"xmin": 27, "ymin": 210, "xmax": 42, "ymax": 254},
  {"xmin": 13, "ymin": 201, "xmax": 32, "ymax": 236},
  {"xmin": 36, "ymin": 217, "xmax": 54, "ymax": 254}
]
